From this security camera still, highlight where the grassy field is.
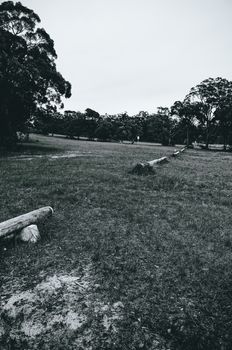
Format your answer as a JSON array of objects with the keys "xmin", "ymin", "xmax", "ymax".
[{"xmin": 1, "ymin": 134, "xmax": 232, "ymax": 349}]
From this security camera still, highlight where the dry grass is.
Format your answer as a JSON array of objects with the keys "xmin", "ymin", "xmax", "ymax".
[{"xmin": 1, "ymin": 135, "xmax": 232, "ymax": 349}]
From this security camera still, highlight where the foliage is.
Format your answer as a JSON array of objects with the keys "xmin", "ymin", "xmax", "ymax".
[
  {"xmin": 185, "ymin": 77, "xmax": 232, "ymax": 148},
  {"xmin": 171, "ymin": 100, "xmax": 200, "ymax": 146},
  {"xmin": 0, "ymin": 1, "xmax": 71, "ymax": 147},
  {"xmin": 34, "ymin": 91, "xmax": 232, "ymax": 148}
]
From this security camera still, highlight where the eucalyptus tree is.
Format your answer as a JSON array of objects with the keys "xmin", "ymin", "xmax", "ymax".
[
  {"xmin": 171, "ymin": 100, "xmax": 199, "ymax": 146},
  {"xmin": 185, "ymin": 77, "xmax": 232, "ymax": 149},
  {"xmin": 156, "ymin": 107, "xmax": 174, "ymax": 145},
  {"xmin": 84, "ymin": 108, "xmax": 101, "ymax": 140},
  {"xmin": 0, "ymin": 1, "xmax": 71, "ymax": 146},
  {"xmin": 214, "ymin": 106, "xmax": 232, "ymax": 150}
]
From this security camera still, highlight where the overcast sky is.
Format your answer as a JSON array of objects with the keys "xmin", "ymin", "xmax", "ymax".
[{"xmin": 22, "ymin": 0, "xmax": 232, "ymax": 115}]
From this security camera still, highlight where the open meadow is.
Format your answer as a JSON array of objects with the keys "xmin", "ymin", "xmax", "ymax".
[{"xmin": 1, "ymin": 135, "xmax": 232, "ymax": 349}]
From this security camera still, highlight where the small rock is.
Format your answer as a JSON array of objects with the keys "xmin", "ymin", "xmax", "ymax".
[
  {"xmin": 113, "ymin": 301, "xmax": 124, "ymax": 309},
  {"xmin": 19, "ymin": 225, "xmax": 40, "ymax": 243}
]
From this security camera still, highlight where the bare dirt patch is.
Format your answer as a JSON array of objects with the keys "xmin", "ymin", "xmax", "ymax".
[
  {"xmin": 1, "ymin": 151, "xmax": 101, "ymax": 161},
  {"xmin": 0, "ymin": 262, "xmax": 124, "ymax": 349}
]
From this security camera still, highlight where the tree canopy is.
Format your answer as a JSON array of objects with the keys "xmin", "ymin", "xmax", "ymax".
[
  {"xmin": 185, "ymin": 77, "xmax": 232, "ymax": 148},
  {"xmin": 0, "ymin": 1, "xmax": 71, "ymax": 146}
]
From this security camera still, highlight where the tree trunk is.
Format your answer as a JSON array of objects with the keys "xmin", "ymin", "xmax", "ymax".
[
  {"xmin": 0, "ymin": 206, "xmax": 53, "ymax": 238},
  {"xmin": 186, "ymin": 125, "xmax": 189, "ymax": 147},
  {"xmin": 223, "ymin": 136, "xmax": 227, "ymax": 151},
  {"xmin": 205, "ymin": 122, "xmax": 209, "ymax": 149},
  {"xmin": 223, "ymin": 124, "xmax": 227, "ymax": 151},
  {"xmin": 205, "ymin": 114, "xmax": 211, "ymax": 150}
]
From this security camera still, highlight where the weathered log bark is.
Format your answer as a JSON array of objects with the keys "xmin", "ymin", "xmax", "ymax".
[
  {"xmin": 130, "ymin": 148, "xmax": 188, "ymax": 175},
  {"xmin": 171, "ymin": 151, "xmax": 180, "ymax": 157},
  {"xmin": 130, "ymin": 156, "xmax": 168, "ymax": 175},
  {"xmin": 0, "ymin": 206, "xmax": 53, "ymax": 239},
  {"xmin": 147, "ymin": 156, "xmax": 168, "ymax": 166},
  {"xmin": 171, "ymin": 147, "xmax": 187, "ymax": 157}
]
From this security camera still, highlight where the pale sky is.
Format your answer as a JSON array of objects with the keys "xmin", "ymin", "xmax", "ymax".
[{"xmin": 21, "ymin": 0, "xmax": 232, "ymax": 115}]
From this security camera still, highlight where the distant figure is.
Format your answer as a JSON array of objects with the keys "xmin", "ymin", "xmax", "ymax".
[{"xmin": 137, "ymin": 135, "xmax": 140, "ymax": 143}]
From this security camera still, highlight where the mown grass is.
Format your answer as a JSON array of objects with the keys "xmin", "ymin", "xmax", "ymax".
[{"xmin": 1, "ymin": 135, "xmax": 232, "ymax": 349}]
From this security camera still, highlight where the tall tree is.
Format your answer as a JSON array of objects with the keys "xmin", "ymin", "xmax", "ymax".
[
  {"xmin": 185, "ymin": 77, "xmax": 232, "ymax": 149},
  {"xmin": 0, "ymin": 1, "xmax": 71, "ymax": 147},
  {"xmin": 171, "ymin": 100, "xmax": 199, "ymax": 146},
  {"xmin": 156, "ymin": 107, "xmax": 174, "ymax": 145},
  {"xmin": 214, "ymin": 107, "xmax": 232, "ymax": 150},
  {"xmin": 84, "ymin": 108, "xmax": 101, "ymax": 139}
]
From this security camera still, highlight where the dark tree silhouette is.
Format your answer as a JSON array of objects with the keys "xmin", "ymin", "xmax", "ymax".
[
  {"xmin": 0, "ymin": 1, "xmax": 71, "ymax": 147},
  {"xmin": 185, "ymin": 77, "xmax": 232, "ymax": 149},
  {"xmin": 171, "ymin": 100, "xmax": 199, "ymax": 146},
  {"xmin": 85, "ymin": 108, "xmax": 100, "ymax": 120}
]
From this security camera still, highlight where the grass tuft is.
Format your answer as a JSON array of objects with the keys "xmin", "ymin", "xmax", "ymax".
[{"xmin": 129, "ymin": 163, "xmax": 156, "ymax": 175}]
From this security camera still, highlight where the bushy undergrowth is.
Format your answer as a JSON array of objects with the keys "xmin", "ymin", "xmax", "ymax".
[{"xmin": 1, "ymin": 135, "xmax": 232, "ymax": 349}]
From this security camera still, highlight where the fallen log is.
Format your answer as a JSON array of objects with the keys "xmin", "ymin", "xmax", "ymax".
[
  {"xmin": 0, "ymin": 206, "xmax": 53, "ymax": 239},
  {"xmin": 130, "ymin": 156, "xmax": 168, "ymax": 175},
  {"xmin": 130, "ymin": 147, "xmax": 188, "ymax": 175},
  {"xmin": 147, "ymin": 156, "xmax": 168, "ymax": 166},
  {"xmin": 171, "ymin": 150, "xmax": 180, "ymax": 157}
]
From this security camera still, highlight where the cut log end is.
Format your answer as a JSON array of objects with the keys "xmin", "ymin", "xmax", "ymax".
[{"xmin": 48, "ymin": 206, "xmax": 54, "ymax": 215}]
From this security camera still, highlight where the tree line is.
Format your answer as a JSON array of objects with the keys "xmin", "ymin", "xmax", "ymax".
[
  {"xmin": 34, "ymin": 77, "xmax": 232, "ymax": 149},
  {"xmin": 34, "ymin": 107, "xmax": 177, "ymax": 145},
  {"xmin": 1, "ymin": 2, "xmax": 232, "ymax": 150}
]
